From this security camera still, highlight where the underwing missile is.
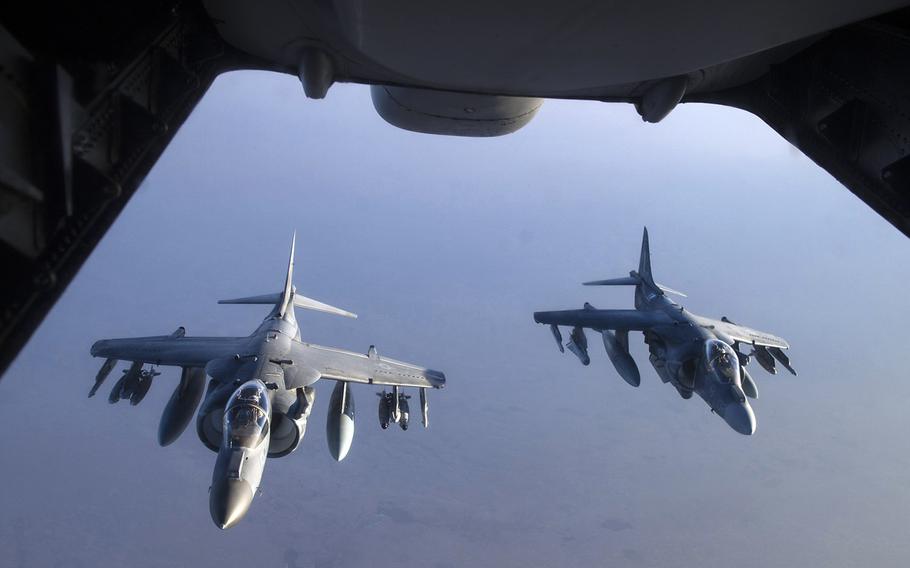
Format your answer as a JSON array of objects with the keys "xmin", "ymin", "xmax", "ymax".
[
  {"xmin": 566, "ymin": 326, "xmax": 590, "ymax": 366},
  {"xmin": 549, "ymin": 325, "xmax": 564, "ymax": 353},
  {"xmin": 753, "ymin": 346, "xmax": 777, "ymax": 375},
  {"xmin": 768, "ymin": 347, "xmax": 797, "ymax": 376},
  {"xmin": 740, "ymin": 367, "xmax": 758, "ymax": 399},
  {"xmin": 89, "ymin": 358, "xmax": 117, "ymax": 398},
  {"xmin": 601, "ymin": 330, "xmax": 641, "ymax": 387}
]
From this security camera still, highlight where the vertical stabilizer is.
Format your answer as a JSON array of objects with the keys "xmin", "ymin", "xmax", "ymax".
[
  {"xmin": 638, "ymin": 227, "xmax": 656, "ymax": 288},
  {"xmin": 279, "ymin": 232, "xmax": 296, "ymax": 318},
  {"xmin": 217, "ymin": 232, "xmax": 356, "ymax": 318},
  {"xmin": 582, "ymin": 228, "xmax": 684, "ymax": 299}
]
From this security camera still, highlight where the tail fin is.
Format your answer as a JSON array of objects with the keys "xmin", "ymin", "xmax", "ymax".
[
  {"xmin": 218, "ymin": 233, "xmax": 357, "ymax": 319},
  {"xmin": 583, "ymin": 227, "xmax": 687, "ymax": 297},
  {"xmin": 279, "ymin": 232, "xmax": 297, "ymax": 318},
  {"xmin": 638, "ymin": 227, "xmax": 655, "ymax": 289}
]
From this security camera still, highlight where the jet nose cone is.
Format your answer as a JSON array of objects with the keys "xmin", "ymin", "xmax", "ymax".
[
  {"xmin": 722, "ymin": 402, "xmax": 756, "ymax": 435},
  {"xmin": 210, "ymin": 479, "xmax": 254, "ymax": 530}
]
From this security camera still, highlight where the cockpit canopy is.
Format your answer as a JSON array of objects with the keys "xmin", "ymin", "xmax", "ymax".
[
  {"xmin": 223, "ymin": 380, "xmax": 271, "ymax": 448},
  {"xmin": 704, "ymin": 339, "xmax": 740, "ymax": 384}
]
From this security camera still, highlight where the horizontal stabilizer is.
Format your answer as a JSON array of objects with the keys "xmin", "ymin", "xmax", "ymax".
[
  {"xmin": 293, "ymin": 294, "xmax": 357, "ymax": 319},
  {"xmin": 534, "ymin": 308, "xmax": 672, "ymax": 330},
  {"xmin": 583, "ymin": 276, "xmax": 638, "ymax": 286},
  {"xmin": 219, "ymin": 292, "xmax": 356, "ymax": 318},
  {"xmin": 219, "ymin": 235, "xmax": 356, "ymax": 319},
  {"xmin": 656, "ymin": 283, "xmax": 687, "ymax": 297},
  {"xmin": 218, "ymin": 293, "xmax": 281, "ymax": 305},
  {"xmin": 584, "ymin": 276, "xmax": 685, "ymax": 297}
]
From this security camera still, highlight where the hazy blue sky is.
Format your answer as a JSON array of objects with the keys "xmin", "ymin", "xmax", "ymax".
[{"xmin": 1, "ymin": 71, "xmax": 909, "ymax": 568}]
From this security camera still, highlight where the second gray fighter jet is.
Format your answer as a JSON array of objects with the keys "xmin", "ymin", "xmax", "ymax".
[{"xmin": 534, "ymin": 228, "xmax": 795, "ymax": 435}]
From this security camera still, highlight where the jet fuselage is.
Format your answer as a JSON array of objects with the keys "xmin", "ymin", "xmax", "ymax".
[
  {"xmin": 534, "ymin": 229, "xmax": 790, "ymax": 435},
  {"xmin": 198, "ymin": 308, "xmax": 313, "ymax": 529},
  {"xmin": 631, "ymin": 290, "xmax": 755, "ymax": 434}
]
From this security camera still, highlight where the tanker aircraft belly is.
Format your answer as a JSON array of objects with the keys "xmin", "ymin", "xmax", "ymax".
[
  {"xmin": 89, "ymin": 234, "xmax": 445, "ymax": 529},
  {"xmin": 534, "ymin": 228, "xmax": 795, "ymax": 435}
]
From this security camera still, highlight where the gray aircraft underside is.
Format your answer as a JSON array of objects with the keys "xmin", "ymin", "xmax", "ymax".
[
  {"xmin": 88, "ymin": 235, "xmax": 445, "ymax": 529},
  {"xmin": 534, "ymin": 228, "xmax": 796, "ymax": 436}
]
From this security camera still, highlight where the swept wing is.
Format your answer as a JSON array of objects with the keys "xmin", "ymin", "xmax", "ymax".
[
  {"xmin": 91, "ymin": 334, "xmax": 252, "ymax": 368},
  {"xmin": 291, "ymin": 342, "xmax": 445, "ymax": 389},
  {"xmin": 533, "ymin": 309, "xmax": 673, "ymax": 331},
  {"xmin": 697, "ymin": 316, "xmax": 790, "ymax": 350}
]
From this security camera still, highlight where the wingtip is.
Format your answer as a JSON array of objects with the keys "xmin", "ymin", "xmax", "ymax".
[
  {"xmin": 334, "ymin": 307, "xmax": 358, "ymax": 319},
  {"xmin": 429, "ymin": 370, "xmax": 447, "ymax": 388}
]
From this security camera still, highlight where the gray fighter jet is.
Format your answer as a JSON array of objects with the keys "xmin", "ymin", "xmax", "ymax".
[
  {"xmin": 88, "ymin": 235, "xmax": 445, "ymax": 529},
  {"xmin": 534, "ymin": 228, "xmax": 795, "ymax": 435}
]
